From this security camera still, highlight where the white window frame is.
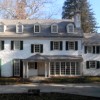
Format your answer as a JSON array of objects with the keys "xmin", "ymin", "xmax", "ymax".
[
  {"xmin": 51, "ymin": 24, "xmax": 58, "ymax": 33},
  {"xmin": 68, "ymin": 41, "xmax": 75, "ymax": 50},
  {"xmin": 87, "ymin": 46, "xmax": 93, "ymax": 53},
  {"xmin": 33, "ymin": 44, "xmax": 42, "ymax": 53},
  {"xmin": 34, "ymin": 24, "xmax": 40, "ymax": 33},
  {"xmin": 16, "ymin": 24, "xmax": 23, "ymax": 33},
  {"xmin": 89, "ymin": 61, "xmax": 97, "ymax": 69},
  {"xmin": 14, "ymin": 41, "xmax": 20, "ymax": 50},
  {"xmin": 53, "ymin": 41, "xmax": 60, "ymax": 50},
  {"xmin": 67, "ymin": 23, "xmax": 74, "ymax": 33},
  {"xmin": 14, "ymin": 60, "xmax": 20, "ymax": 76}
]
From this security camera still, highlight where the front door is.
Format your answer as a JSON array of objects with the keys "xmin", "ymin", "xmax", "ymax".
[{"xmin": 38, "ymin": 62, "xmax": 45, "ymax": 76}]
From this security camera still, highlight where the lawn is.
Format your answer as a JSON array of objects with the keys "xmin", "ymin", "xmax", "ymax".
[{"xmin": 0, "ymin": 93, "xmax": 99, "ymax": 100}]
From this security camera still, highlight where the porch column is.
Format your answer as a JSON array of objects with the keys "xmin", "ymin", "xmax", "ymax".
[
  {"xmin": 23, "ymin": 61, "xmax": 26, "ymax": 78},
  {"xmin": 26, "ymin": 61, "xmax": 29, "ymax": 78},
  {"xmin": 48, "ymin": 62, "xmax": 50, "ymax": 77},
  {"xmin": 45, "ymin": 62, "xmax": 47, "ymax": 78}
]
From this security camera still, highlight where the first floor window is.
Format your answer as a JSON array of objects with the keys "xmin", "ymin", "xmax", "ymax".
[
  {"xmin": 31, "ymin": 44, "xmax": 43, "ymax": 53},
  {"xmin": 86, "ymin": 61, "xmax": 100, "ymax": 69},
  {"xmin": 28, "ymin": 62, "xmax": 37, "ymax": 69},
  {"xmin": 14, "ymin": 60, "xmax": 20, "ymax": 76}
]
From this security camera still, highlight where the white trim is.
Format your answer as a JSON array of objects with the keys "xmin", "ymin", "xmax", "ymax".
[
  {"xmin": 67, "ymin": 23, "xmax": 74, "ymax": 33},
  {"xmin": 0, "ymin": 24, "xmax": 6, "ymax": 33},
  {"xmin": 34, "ymin": 24, "xmax": 41, "ymax": 33},
  {"xmin": 51, "ymin": 24, "xmax": 58, "ymax": 33}
]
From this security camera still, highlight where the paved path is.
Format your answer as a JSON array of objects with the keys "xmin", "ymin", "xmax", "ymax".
[{"xmin": 0, "ymin": 83, "xmax": 100, "ymax": 97}]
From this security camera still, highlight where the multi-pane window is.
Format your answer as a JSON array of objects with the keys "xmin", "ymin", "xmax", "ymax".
[
  {"xmin": 50, "ymin": 41, "xmax": 63, "ymax": 50},
  {"xmin": 51, "ymin": 25, "xmax": 58, "ymax": 33},
  {"xmin": 66, "ymin": 41, "xmax": 78, "ymax": 50},
  {"xmin": 50, "ymin": 62, "xmax": 80, "ymax": 76},
  {"xmin": 86, "ymin": 61, "xmax": 100, "ymax": 69},
  {"xmin": 28, "ymin": 62, "xmax": 37, "ymax": 69},
  {"xmin": 67, "ymin": 24, "xmax": 74, "ymax": 33},
  {"xmin": 34, "ymin": 25, "xmax": 40, "ymax": 33},
  {"xmin": 14, "ymin": 60, "xmax": 20, "ymax": 76},
  {"xmin": 16, "ymin": 25, "xmax": 23, "ymax": 33},
  {"xmin": 31, "ymin": 44, "xmax": 43, "ymax": 53},
  {"xmin": 11, "ymin": 41, "xmax": 23, "ymax": 50},
  {"xmin": 0, "ymin": 25, "xmax": 4, "ymax": 32},
  {"xmin": 85, "ymin": 46, "xmax": 100, "ymax": 54},
  {"xmin": 68, "ymin": 42, "xmax": 75, "ymax": 50}
]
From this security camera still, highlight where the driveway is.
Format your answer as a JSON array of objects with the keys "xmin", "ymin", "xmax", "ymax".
[{"xmin": 0, "ymin": 83, "xmax": 100, "ymax": 98}]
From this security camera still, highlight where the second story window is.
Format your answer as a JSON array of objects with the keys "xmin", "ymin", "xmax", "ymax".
[
  {"xmin": 34, "ymin": 24, "xmax": 40, "ymax": 33},
  {"xmin": 0, "ymin": 25, "xmax": 4, "ymax": 32},
  {"xmin": 16, "ymin": 24, "xmax": 23, "ymax": 33},
  {"xmin": 67, "ymin": 24, "xmax": 74, "ymax": 33},
  {"xmin": 0, "ymin": 41, "xmax": 4, "ymax": 50},
  {"xmin": 11, "ymin": 41, "xmax": 23, "ymax": 50},
  {"xmin": 50, "ymin": 41, "xmax": 63, "ymax": 50},
  {"xmin": 31, "ymin": 44, "xmax": 43, "ymax": 53},
  {"xmin": 66, "ymin": 41, "xmax": 78, "ymax": 50},
  {"xmin": 51, "ymin": 24, "xmax": 58, "ymax": 33}
]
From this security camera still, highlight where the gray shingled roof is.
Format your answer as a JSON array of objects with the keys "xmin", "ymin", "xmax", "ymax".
[
  {"xmin": 0, "ymin": 19, "xmax": 83, "ymax": 38},
  {"xmin": 24, "ymin": 54, "xmax": 83, "ymax": 61},
  {"xmin": 84, "ymin": 33, "xmax": 100, "ymax": 45}
]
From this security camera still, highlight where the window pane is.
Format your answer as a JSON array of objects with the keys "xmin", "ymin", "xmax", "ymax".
[
  {"xmin": 18, "ymin": 25, "xmax": 23, "ymax": 32},
  {"xmin": 15, "ymin": 41, "xmax": 20, "ymax": 50},
  {"xmin": 87, "ymin": 46, "xmax": 92, "ymax": 53},
  {"xmin": 76, "ymin": 62, "xmax": 80, "ymax": 75},
  {"xmin": 35, "ymin": 45, "xmax": 40, "ymax": 52},
  {"xmin": 52, "ymin": 25, "xmax": 57, "ymax": 32},
  {"xmin": 50, "ymin": 62, "xmax": 55, "ymax": 75},
  {"xmin": 66, "ymin": 62, "xmax": 70, "ymax": 75},
  {"xmin": 61, "ymin": 62, "xmax": 65, "ymax": 75},
  {"xmin": 35, "ymin": 25, "xmax": 39, "ymax": 32},
  {"xmin": 0, "ymin": 25, "xmax": 4, "ymax": 32},
  {"xmin": 89, "ymin": 61, "xmax": 96, "ymax": 68},
  {"xmin": 68, "ymin": 25, "xmax": 74, "ymax": 32},
  {"xmin": 14, "ymin": 60, "xmax": 20, "ymax": 76},
  {"xmin": 68, "ymin": 42, "xmax": 74, "ymax": 50},
  {"xmin": 71, "ymin": 62, "xmax": 75, "ymax": 75},
  {"xmin": 55, "ymin": 62, "xmax": 60, "ymax": 75},
  {"xmin": 53, "ymin": 42, "xmax": 59, "ymax": 50}
]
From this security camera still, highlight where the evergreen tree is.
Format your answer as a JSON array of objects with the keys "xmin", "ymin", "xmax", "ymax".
[{"xmin": 62, "ymin": 0, "xmax": 97, "ymax": 33}]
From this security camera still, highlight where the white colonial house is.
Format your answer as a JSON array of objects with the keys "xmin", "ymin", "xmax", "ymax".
[{"xmin": 0, "ymin": 12, "xmax": 100, "ymax": 78}]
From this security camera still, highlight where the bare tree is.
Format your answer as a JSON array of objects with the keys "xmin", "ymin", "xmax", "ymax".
[{"xmin": 0, "ymin": 0, "xmax": 59, "ymax": 19}]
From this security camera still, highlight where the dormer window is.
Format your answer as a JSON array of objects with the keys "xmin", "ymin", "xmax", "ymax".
[
  {"xmin": 51, "ymin": 24, "xmax": 58, "ymax": 33},
  {"xmin": 67, "ymin": 24, "xmax": 74, "ymax": 33},
  {"xmin": 16, "ymin": 24, "xmax": 23, "ymax": 33},
  {"xmin": 0, "ymin": 25, "xmax": 4, "ymax": 32},
  {"xmin": 34, "ymin": 24, "xmax": 40, "ymax": 33}
]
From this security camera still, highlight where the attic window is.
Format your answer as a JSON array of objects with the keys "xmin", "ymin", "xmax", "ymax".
[
  {"xmin": 51, "ymin": 24, "xmax": 58, "ymax": 33},
  {"xmin": 67, "ymin": 24, "xmax": 74, "ymax": 33},
  {"xmin": 0, "ymin": 25, "xmax": 4, "ymax": 32},
  {"xmin": 34, "ymin": 24, "xmax": 40, "ymax": 33},
  {"xmin": 16, "ymin": 24, "xmax": 23, "ymax": 33}
]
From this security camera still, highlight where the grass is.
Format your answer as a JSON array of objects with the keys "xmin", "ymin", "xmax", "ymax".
[
  {"xmin": 0, "ymin": 93, "xmax": 99, "ymax": 100},
  {"xmin": 41, "ymin": 76, "xmax": 100, "ymax": 83}
]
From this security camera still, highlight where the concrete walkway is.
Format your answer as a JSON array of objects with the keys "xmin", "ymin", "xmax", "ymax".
[{"xmin": 0, "ymin": 83, "xmax": 100, "ymax": 98}]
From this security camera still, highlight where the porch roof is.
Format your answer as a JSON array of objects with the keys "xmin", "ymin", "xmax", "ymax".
[{"xmin": 23, "ymin": 54, "xmax": 83, "ymax": 62}]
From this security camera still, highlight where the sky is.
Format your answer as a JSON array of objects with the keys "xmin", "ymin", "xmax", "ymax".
[{"xmin": 52, "ymin": 0, "xmax": 100, "ymax": 33}]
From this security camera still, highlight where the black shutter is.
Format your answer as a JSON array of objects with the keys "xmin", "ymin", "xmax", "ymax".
[
  {"xmin": 93, "ymin": 46, "xmax": 95, "ymax": 54},
  {"xmin": 1, "ymin": 41, "xmax": 4, "ymax": 50},
  {"xmin": 40, "ymin": 44, "xmax": 43, "ymax": 53},
  {"xmin": 86, "ymin": 61, "xmax": 89, "ymax": 69},
  {"xmin": 60, "ymin": 41, "xmax": 63, "ymax": 50},
  {"xmin": 11, "ymin": 41, "xmax": 14, "ymax": 50},
  {"xmin": 31, "ymin": 44, "xmax": 34, "ymax": 53},
  {"xmin": 84, "ymin": 46, "xmax": 87, "ymax": 54},
  {"xmin": 12, "ymin": 59, "xmax": 14, "ymax": 77},
  {"xmin": 97, "ymin": 61, "xmax": 100, "ymax": 69},
  {"xmin": 50, "ymin": 41, "xmax": 53, "ymax": 50},
  {"xmin": 96, "ymin": 46, "xmax": 100, "ymax": 54},
  {"xmin": 35, "ymin": 62, "xmax": 37, "ymax": 69},
  {"xmin": 20, "ymin": 60, "xmax": 23, "ymax": 77},
  {"xmin": 75, "ymin": 41, "xmax": 78, "ymax": 50},
  {"xmin": 66, "ymin": 41, "xmax": 68, "ymax": 50},
  {"xmin": 20, "ymin": 41, "xmax": 23, "ymax": 50}
]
